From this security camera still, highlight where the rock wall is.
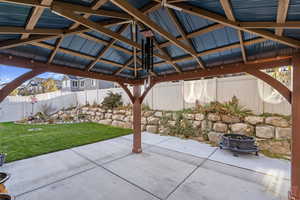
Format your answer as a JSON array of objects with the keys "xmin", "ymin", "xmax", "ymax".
[{"xmin": 51, "ymin": 106, "xmax": 291, "ymax": 157}]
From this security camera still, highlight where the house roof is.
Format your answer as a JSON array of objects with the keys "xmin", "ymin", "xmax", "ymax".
[{"xmin": 0, "ymin": 0, "xmax": 298, "ymax": 83}]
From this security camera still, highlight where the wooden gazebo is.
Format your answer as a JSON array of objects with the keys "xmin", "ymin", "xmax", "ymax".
[{"xmin": 0, "ymin": 0, "xmax": 298, "ymax": 199}]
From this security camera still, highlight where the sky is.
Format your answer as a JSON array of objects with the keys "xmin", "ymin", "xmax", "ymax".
[{"xmin": 0, "ymin": 65, "xmax": 64, "ymax": 84}]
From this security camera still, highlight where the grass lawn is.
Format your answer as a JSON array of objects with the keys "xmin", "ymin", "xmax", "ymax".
[{"xmin": 0, "ymin": 122, "xmax": 132, "ymax": 163}]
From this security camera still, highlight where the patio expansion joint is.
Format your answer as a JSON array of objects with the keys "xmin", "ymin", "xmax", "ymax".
[
  {"xmin": 70, "ymin": 149, "xmax": 163, "ymax": 200},
  {"xmin": 15, "ymin": 165, "xmax": 97, "ymax": 198},
  {"xmin": 164, "ymin": 148, "xmax": 219, "ymax": 200}
]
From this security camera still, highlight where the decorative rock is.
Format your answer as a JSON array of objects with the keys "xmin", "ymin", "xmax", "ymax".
[
  {"xmin": 258, "ymin": 140, "xmax": 291, "ymax": 155},
  {"xmin": 112, "ymin": 120, "xmax": 126, "ymax": 128},
  {"xmin": 154, "ymin": 111, "xmax": 163, "ymax": 117},
  {"xmin": 146, "ymin": 125, "xmax": 158, "ymax": 133},
  {"xmin": 95, "ymin": 112, "xmax": 102, "ymax": 116},
  {"xmin": 275, "ymin": 127, "xmax": 291, "ymax": 140},
  {"xmin": 221, "ymin": 115, "xmax": 240, "ymax": 123},
  {"xmin": 165, "ymin": 112, "xmax": 172, "ymax": 118},
  {"xmin": 141, "ymin": 117, "xmax": 147, "ymax": 125},
  {"xmin": 207, "ymin": 113, "xmax": 221, "ymax": 122},
  {"xmin": 256, "ymin": 126, "xmax": 274, "ymax": 139},
  {"xmin": 193, "ymin": 120, "xmax": 201, "ymax": 128},
  {"xmin": 159, "ymin": 126, "xmax": 170, "ymax": 134},
  {"xmin": 201, "ymin": 120, "xmax": 213, "ymax": 131},
  {"xmin": 112, "ymin": 114, "xmax": 124, "ymax": 121},
  {"xmin": 105, "ymin": 113, "xmax": 112, "ymax": 119},
  {"xmin": 168, "ymin": 121, "xmax": 176, "ymax": 126},
  {"xmin": 124, "ymin": 116, "xmax": 133, "ymax": 122},
  {"xmin": 231, "ymin": 123, "xmax": 254, "ymax": 135},
  {"xmin": 99, "ymin": 119, "xmax": 112, "ymax": 125},
  {"xmin": 183, "ymin": 113, "xmax": 194, "ymax": 120},
  {"xmin": 195, "ymin": 113, "xmax": 205, "ymax": 121},
  {"xmin": 143, "ymin": 111, "xmax": 153, "ymax": 117},
  {"xmin": 208, "ymin": 132, "xmax": 224, "ymax": 144},
  {"xmin": 147, "ymin": 117, "xmax": 159, "ymax": 125},
  {"xmin": 265, "ymin": 116, "xmax": 289, "ymax": 128},
  {"xmin": 245, "ymin": 116, "xmax": 264, "ymax": 125},
  {"xmin": 123, "ymin": 122, "xmax": 132, "ymax": 129},
  {"xmin": 213, "ymin": 123, "xmax": 228, "ymax": 133}
]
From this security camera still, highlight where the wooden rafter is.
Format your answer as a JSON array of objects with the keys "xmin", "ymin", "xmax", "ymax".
[
  {"xmin": 32, "ymin": 41, "xmax": 142, "ymax": 71},
  {"xmin": 173, "ymin": 2, "xmax": 300, "ymax": 48},
  {"xmin": 47, "ymin": 36, "xmax": 64, "ymax": 64},
  {"xmin": 0, "ymin": 27, "xmax": 63, "ymax": 35},
  {"xmin": 113, "ymin": 57, "xmax": 134, "ymax": 75},
  {"xmin": 52, "ymin": 6, "xmax": 171, "ymax": 63},
  {"xmin": 153, "ymin": 38, "xmax": 182, "ymax": 73},
  {"xmin": 21, "ymin": 0, "xmax": 53, "ymax": 39},
  {"xmin": 111, "ymin": 0, "xmax": 202, "ymax": 66},
  {"xmin": 276, "ymin": 0, "xmax": 290, "ymax": 36},
  {"xmin": 166, "ymin": 7, "xmax": 205, "ymax": 68},
  {"xmin": 0, "ymin": 0, "xmax": 130, "ymax": 20},
  {"xmin": 85, "ymin": 24, "xmax": 129, "ymax": 71},
  {"xmin": 0, "ymin": 19, "xmax": 124, "ymax": 50},
  {"xmin": 149, "ymin": 56, "xmax": 292, "ymax": 84},
  {"xmin": 69, "ymin": 0, "xmax": 109, "ymax": 30},
  {"xmin": 0, "ymin": 54, "xmax": 135, "ymax": 84},
  {"xmin": 239, "ymin": 21, "xmax": 300, "ymax": 29},
  {"xmin": 220, "ymin": 0, "xmax": 247, "ymax": 62}
]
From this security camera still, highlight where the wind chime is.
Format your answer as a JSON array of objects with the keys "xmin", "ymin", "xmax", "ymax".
[{"xmin": 140, "ymin": 28, "xmax": 154, "ymax": 88}]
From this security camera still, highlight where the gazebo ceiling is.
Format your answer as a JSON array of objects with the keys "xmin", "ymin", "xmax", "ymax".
[{"xmin": 0, "ymin": 0, "xmax": 298, "ymax": 83}]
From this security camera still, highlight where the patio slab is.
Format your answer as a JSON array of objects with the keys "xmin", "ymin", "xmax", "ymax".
[
  {"xmin": 1, "ymin": 133, "xmax": 290, "ymax": 200},
  {"xmin": 168, "ymin": 160, "xmax": 288, "ymax": 200},
  {"xmin": 103, "ymin": 149, "xmax": 197, "ymax": 199},
  {"xmin": 155, "ymin": 136, "xmax": 218, "ymax": 158},
  {"xmin": 122, "ymin": 132, "xmax": 172, "ymax": 146},
  {"xmin": 210, "ymin": 149, "xmax": 291, "ymax": 180},
  {"xmin": 2, "ymin": 149, "xmax": 96, "ymax": 196},
  {"xmin": 16, "ymin": 167, "xmax": 158, "ymax": 200},
  {"xmin": 72, "ymin": 137, "xmax": 138, "ymax": 165}
]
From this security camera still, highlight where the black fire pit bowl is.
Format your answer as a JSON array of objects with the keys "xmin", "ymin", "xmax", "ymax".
[
  {"xmin": 0, "ymin": 173, "xmax": 10, "ymax": 185},
  {"xmin": 0, "ymin": 194, "xmax": 13, "ymax": 200},
  {"xmin": 219, "ymin": 134, "xmax": 259, "ymax": 156}
]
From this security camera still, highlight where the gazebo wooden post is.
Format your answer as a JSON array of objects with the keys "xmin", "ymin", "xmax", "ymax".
[
  {"xmin": 119, "ymin": 81, "xmax": 156, "ymax": 153},
  {"xmin": 290, "ymin": 55, "xmax": 300, "ymax": 200},
  {"xmin": 132, "ymin": 85, "xmax": 142, "ymax": 153}
]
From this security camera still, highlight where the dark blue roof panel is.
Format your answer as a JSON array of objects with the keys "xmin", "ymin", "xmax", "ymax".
[{"xmin": 0, "ymin": 0, "xmax": 299, "ymax": 79}]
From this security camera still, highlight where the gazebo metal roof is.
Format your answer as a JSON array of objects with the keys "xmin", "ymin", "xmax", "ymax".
[{"xmin": 0, "ymin": 0, "xmax": 298, "ymax": 84}]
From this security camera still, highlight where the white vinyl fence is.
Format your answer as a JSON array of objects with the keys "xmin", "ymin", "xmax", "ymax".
[{"xmin": 0, "ymin": 75, "xmax": 291, "ymax": 122}]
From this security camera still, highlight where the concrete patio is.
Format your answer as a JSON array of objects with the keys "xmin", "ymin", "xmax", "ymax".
[{"xmin": 2, "ymin": 132, "xmax": 290, "ymax": 200}]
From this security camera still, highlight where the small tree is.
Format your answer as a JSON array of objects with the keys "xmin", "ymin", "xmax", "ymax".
[{"xmin": 101, "ymin": 92, "xmax": 123, "ymax": 109}]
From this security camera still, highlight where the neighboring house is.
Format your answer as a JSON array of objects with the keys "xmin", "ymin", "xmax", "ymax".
[{"xmin": 62, "ymin": 75, "xmax": 114, "ymax": 92}]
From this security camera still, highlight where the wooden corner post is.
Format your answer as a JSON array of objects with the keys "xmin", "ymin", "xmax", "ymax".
[
  {"xmin": 132, "ymin": 85, "xmax": 142, "ymax": 153},
  {"xmin": 291, "ymin": 55, "xmax": 300, "ymax": 200}
]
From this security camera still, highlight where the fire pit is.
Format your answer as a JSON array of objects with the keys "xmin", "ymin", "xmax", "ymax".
[{"xmin": 219, "ymin": 134, "xmax": 259, "ymax": 156}]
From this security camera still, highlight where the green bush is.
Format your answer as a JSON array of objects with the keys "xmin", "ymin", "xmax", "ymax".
[
  {"xmin": 101, "ymin": 92, "xmax": 123, "ymax": 109},
  {"xmin": 196, "ymin": 96, "xmax": 252, "ymax": 118}
]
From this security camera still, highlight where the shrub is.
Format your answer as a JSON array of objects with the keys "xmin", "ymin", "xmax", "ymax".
[
  {"xmin": 165, "ymin": 112, "xmax": 197, "ymax": 138},
  {"xmin": 101, "ymin": 92, "xmax": 123, "ymax": 109},
  {"xmin": 195, "ymin": 96, "xmax": 252, "ymax": 118}
]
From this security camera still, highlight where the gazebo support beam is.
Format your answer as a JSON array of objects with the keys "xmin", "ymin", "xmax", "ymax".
[
  {"xmin": 119, "ymin": 81, "xmax": 156, "ymax": 153},
  {"xmin": 290, "ymin": 55, "xmax": 300, "ymax": 200},
  {"xmin": 132, "ymin": 85, "xmax": 142, "ymax": 153},
  {"xmin": 0, "ymin": 69, "xmax": 46, "ymax": 103}
]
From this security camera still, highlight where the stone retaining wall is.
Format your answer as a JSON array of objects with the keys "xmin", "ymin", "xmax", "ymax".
[{"xmin": 50, "ymin": 106, "xmax": 291, "ymax": 157}]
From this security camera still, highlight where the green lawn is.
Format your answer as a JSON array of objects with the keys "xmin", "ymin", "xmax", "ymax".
[{"xmin": 0, "ymin": 122, "xmax": 132, "ymax": 163}]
